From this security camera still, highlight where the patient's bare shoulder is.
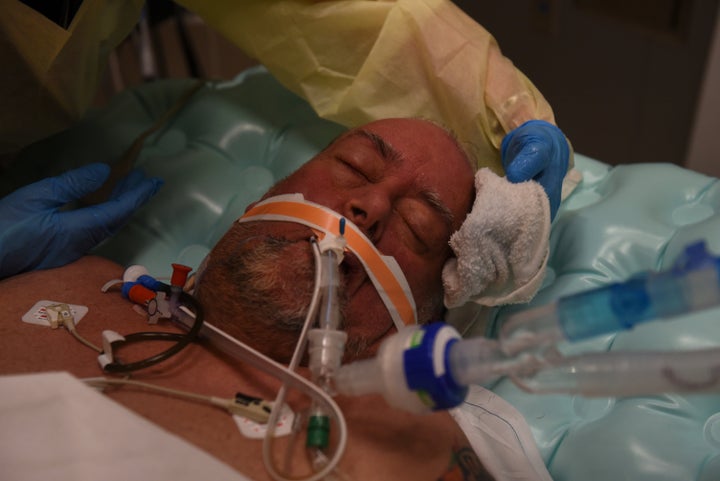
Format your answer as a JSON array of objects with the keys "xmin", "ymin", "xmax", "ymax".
[{"xmin": 0, "ymin": 255, "xmax": 123, "ymax": 305}]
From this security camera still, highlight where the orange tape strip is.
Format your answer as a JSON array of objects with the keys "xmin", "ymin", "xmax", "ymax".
[{"xmin": 241, "ymin": 198, "xmax": 417, "ymax": 328}]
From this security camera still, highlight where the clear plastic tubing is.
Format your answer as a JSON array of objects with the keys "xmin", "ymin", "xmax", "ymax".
[
  {"xmin": 318, "ymin": 249, "xmax": 341, "ymax": 331},
  {"xmin": 501, "ymin": 254, "xmax": 720, "ymax": 355},
  {"xmin": 171, "ymin": 313, "xmax": 339, "ymax": 411},
  {"xmin": 446, "ymin": 336, "xmax": 518, "ymax": 386},
  {"xmin": 448, "ymin": 331, "xmax": 720, "ymax": 397},
  {"xmin": 513, "ymin": 347, "xmax": 720, "ymax": 397},
  {"xmin": 307, "ymin": 247, "xmax": 347, "ymax": 394}
]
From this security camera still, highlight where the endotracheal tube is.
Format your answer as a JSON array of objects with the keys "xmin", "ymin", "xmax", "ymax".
[
  {"xmin": 307, "ymin": 222, "xmax": 347, "ymax": 393},
  {"xmin": 306, "ymin": 219, "xmax": 348, "ymax": 466}
]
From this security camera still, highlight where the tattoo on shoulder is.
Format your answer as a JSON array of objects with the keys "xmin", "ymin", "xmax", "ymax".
[{"xmin": 437, "ymin": 445, "xmax": 495, "ymax": 481}]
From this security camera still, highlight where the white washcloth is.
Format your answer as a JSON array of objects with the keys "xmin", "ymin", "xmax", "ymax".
[{"xmin": 442, "ymin": 168, "xmax": 551, "ymax": 308}]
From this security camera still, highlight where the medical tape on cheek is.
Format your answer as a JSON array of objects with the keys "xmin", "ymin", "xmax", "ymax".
[{"xmin": 238, "ymin": 194, "xmax": 417, "ymax": 330}]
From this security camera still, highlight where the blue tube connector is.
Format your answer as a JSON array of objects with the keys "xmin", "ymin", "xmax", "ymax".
[
  {"xmin": 403, "ymin": 322, "xmax": 468, "ymax": 410},
  {"xmin": 559, "ymin": 241, "xmax": 720, "ymax": 341},
  {"xmin": 334, "ymin": 323, "xmax": 468, "ymax": 413}
]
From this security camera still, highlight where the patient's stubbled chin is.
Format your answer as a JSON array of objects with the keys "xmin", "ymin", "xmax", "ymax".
[{"xmin": 197, "ymin": 222, "xmax": 396, "ymax": 364}]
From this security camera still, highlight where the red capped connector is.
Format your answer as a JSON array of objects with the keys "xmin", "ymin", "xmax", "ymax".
[{"xmin": 171, "ymin": 263, "xmax": 192, "ymax": 287}]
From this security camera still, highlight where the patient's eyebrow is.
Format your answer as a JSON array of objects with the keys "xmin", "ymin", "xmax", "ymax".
[
  {"xmin": 352, "ymin": 129, "xmax": 404, "ymax": 164},
  {"xmin": 351, "ymin": 129, "xmax": 455, "ymax": 233}
]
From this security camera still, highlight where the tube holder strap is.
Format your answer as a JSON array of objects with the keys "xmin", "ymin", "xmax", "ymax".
[{"xmin": 239, "ymin": 194, "xmax": 417, "ymax": 329}]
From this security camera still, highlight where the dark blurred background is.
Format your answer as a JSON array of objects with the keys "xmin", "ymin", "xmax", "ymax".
[{"xmin": 454, "ymin": 0, "xmax": 720, "ymax": 176}]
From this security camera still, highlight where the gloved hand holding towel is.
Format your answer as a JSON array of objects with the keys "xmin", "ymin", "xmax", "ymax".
[{"xmin": 442, "ymin": 168, "xmax": 551, "ymax": 309}]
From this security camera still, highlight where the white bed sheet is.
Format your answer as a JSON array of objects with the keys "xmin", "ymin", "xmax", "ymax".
[{"xmin": 0, "ymin": 371, "xmax": 252, "ymax": 481}]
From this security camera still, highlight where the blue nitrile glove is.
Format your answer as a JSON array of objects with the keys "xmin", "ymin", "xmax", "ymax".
[
  {"xmin": 0, "ymin": 163, "xmax": 162, "ymax": 278},
  {"xmin": 501, "ymin": 120, "xmax": 570, "ymax": 220}
]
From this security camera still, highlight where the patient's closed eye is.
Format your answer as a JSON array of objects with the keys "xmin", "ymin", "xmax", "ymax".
[
  {"xmin": 336, "ymin": 143, "xmax": 384, "ymax": 180},
  {"xmin": 334, "ymin": 157, "xmax": 371, "ymax": 186},
  {"xmin": 341, "ymin": 158, "xmax": 368, "ymax": 178},
  {"xmin": 396, "ymin": 200, "xmax": 447, "ymax": 254},
  {"xmin": 399, "ymin": 214, "xmax": 428, "ymax": 253}
]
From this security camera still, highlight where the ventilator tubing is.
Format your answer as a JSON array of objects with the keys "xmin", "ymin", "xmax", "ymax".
[
  {"xmin": 500, "ymin": 241, "xmax": 720, "ymax": 355},
  {"xmin": 335, "ymin": 242, "xmax": 720, "ymax": 409}
]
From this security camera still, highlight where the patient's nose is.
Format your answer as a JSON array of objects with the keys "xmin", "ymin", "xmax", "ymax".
[{"xmin": 345, "ymin": 191, "xmax": 391, "ymax": 241}]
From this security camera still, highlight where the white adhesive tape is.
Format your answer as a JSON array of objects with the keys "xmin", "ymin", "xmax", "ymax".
[{"xmin": 21, "ymin": 300, "xmax": 89, "ymax": 327}]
